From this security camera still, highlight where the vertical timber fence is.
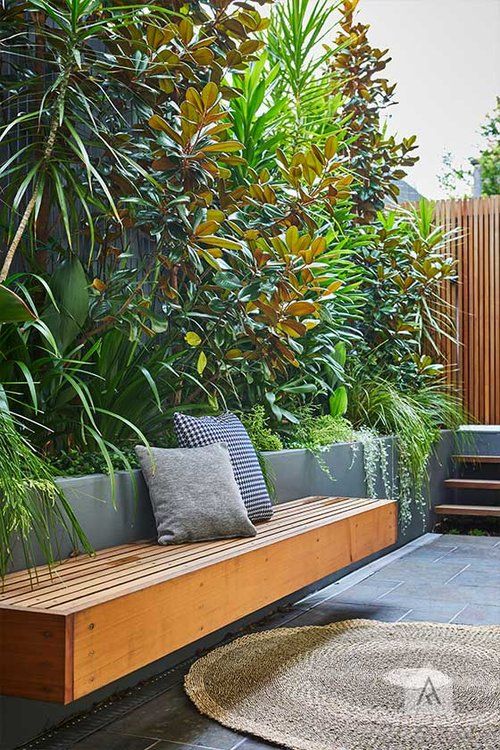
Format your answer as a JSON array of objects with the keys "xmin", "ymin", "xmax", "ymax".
[{"xmin": 433, "ymin": 196, "xmax": 500, "ymax": 424}]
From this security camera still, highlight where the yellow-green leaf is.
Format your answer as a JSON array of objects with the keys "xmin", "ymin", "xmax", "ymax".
[
  {"xmin": 148, "ymin": 115, "xmax": 182, "ymax": 144},
  {"xmin": 185, "ymin": 332, "xmax": 201, "ymax": 346},
  {"xmin": 202, "ymin": 140, "xmax": 243, "ymax": 153},
  {"xmin": 325, "ymin": 135, "xmax": 338, "ymax": 160},
  {"xmin": 285, "ymin": 225, "xmax": 299, "ymax": 250},
  {"xmin": 225, "ymin": 348, "xmax": 243, "ymax": 359},
  {"xmin": 286, "ymin": 300, "xmax": 317, "ymax": 316},
  {"xmin": 198, "ymin": 235, "xmax": 241, "ymax": 250},
  {"xmin": 202, "ymin": 82, "xmax": 219, "ymax": 108},
  {"xmin": 197, "ymin": 350, "xmax": 207, "ymax": 375}
]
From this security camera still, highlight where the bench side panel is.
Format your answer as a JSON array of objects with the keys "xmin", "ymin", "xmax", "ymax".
[
  {"xmin": 0, "ymin": 609, "xmax": 73, "ymax": 702},
  {"xmin": 72, "ymin": 501, "xmax": 397, "ymax": 699}
]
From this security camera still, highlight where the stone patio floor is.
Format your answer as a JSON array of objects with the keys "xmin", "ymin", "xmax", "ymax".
[{"xmin": 41, "ymin": 533, "xmax": 500, "ymax": 750}]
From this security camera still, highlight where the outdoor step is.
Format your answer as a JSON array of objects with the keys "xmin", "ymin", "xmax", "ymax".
[
  {"xmin": 435, "ymin": 504, "xmax": 500, "ymax": 518},
  {"xmin": 444, "ymin": 479, "xmax": 500, "ymax": 490},
  {"xmin": 453, "ymin": 455, "xmax": 500, "ymax": 464}
]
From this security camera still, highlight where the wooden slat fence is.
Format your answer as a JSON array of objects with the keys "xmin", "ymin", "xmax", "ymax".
[{"xmin": 432, "ymin": 196, "xmax": 500, "ymax": 424}]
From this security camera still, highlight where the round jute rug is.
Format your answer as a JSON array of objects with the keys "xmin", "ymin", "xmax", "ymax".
[{"xmin": 185, "ymin": 619, "xmax": 500, "ymax": 750}]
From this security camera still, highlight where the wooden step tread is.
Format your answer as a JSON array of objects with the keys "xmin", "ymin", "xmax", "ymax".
[
  {"xmin": 0, "ymin": 495, "xmax": 393, "ymax": 614},
  {"xmin": 435, "ymin": 504, "xmax": 500, "ymax": 517},
  {"xmin": 453, "ymin": 455, "xmax": 500, "ymax": 464},
  {"xmin": 444, "ymin": 479, "xmax": 500, "ymax": 490}
]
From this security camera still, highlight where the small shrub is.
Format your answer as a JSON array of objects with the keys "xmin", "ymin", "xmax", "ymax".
[
  {"xmin": 285, "ymin": 409, "xmax": 356, "ymax": 451},
  {"xmin": 50, "ymin": 448, "xmax": 140, "ymax": 478},
  {"xmin": 240, "ymin": 406, "xmax": 283, "ymax": 452}
]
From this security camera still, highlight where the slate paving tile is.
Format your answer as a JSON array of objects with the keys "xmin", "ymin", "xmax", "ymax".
[
  {"xmin": 397, "ymin": 604, "xmax": 466, "ymax": 623},
  {"xmin": 286, "ymin": 600, "xmax": 409, "ymax": 626},
  {"xmin": 448, "ymin": 568, "xmax": 500, "ymax": 588},
  {"xmin": 449, "ymin": 558, "xmax": 500, "ymax": 574},
  {"xmin": 366, "ymin": 560, "xmax": 473, "ymax": 585},
  {"xmin": 71, "ymin": 732, "xmax": 158, "ymax": 749},
  {"xmin": 234, "ymin": 739, "xmax": 280, "ymax": 749},
  {"xmin": 429, "ymin": 534, "xmax": 500, "ymax": 547},
  {"xmin": 347, "ymin": 579, "xmax": 485, "ymax": 607},
  {"xmin": 451, "ymin": 603, "xmax": 500, "ymax": 625},
  {"xmin": 107, "ymin": 684, "xmax": 242, "ymax": 749},
  {"xmin": 401, "ymin": 545, "xmax": 460, "ymax": 560},
  {"xmin": 436, "ymin": 546, "xmax": 500, "ymax": 563},
  {"xmin": 308, "ymin": 578, "xmax": 405, "ymax": 606}
]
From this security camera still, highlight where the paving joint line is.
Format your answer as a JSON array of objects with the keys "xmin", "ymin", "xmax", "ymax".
[
  {"xmin": 444, "ymin": 563, "xmax": 471, "ymax": 585},
  {"xmin": 432, "ymin": 545, "xmax": 458, "ymax": 563},
  {"xmin": 448, "ymin": 604, "xmax": 469, "ymax": 623},
  {"xmin": 376, "ymin": 580, "xmax": 405, "ymax": 601},
  {"xmin": 395, "ymin": 608, "xmax": 413, "ymax": 622}
]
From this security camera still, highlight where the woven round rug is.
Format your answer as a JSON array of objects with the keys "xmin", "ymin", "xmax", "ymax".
[{"xmin": 185, "ymin": 619, "xmax": 500, "ymax": 750}]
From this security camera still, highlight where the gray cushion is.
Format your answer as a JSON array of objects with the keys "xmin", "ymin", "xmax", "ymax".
[{"xmin": 135, "ymin": 443, "xmax": 256, "ymax": 544}]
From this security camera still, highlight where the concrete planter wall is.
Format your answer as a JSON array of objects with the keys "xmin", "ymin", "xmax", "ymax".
[
  {"xmin": 10, "ymin": 432, "xmax": 454, "ymax": 572},
  {"xmin": 2, "ymin": 432, "xmax": 455, "ymax": 750}
]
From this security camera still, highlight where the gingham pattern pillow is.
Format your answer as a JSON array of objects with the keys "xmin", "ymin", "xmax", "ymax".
[{"xmin": 173, "ymin": 412, "xmax": 273, "ymax": 522}]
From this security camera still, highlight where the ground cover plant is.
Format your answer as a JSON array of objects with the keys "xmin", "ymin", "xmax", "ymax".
[{"xmin": 0, "ymin": 0, "xmax": 463, "ymax": 574}]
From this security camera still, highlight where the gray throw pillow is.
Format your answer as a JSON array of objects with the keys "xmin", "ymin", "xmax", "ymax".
[{"xmin": 135, "ymin": 443, "xmax": 256, "ymax": 544}]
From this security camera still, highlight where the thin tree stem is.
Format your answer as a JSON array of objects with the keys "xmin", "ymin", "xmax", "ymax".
[{"xmin": 0, "ymin": 70, "xmax": 71, "ymax": 283}]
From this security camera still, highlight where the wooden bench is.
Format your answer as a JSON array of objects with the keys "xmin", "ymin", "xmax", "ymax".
[{"xmin": 0, "ymin": 495, "xmax": 397, "ymax": 704}]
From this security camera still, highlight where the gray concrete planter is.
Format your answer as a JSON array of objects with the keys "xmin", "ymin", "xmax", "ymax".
[{"xmin": 10, "ymin": 432, "xmax": 454, "ymax": 571}]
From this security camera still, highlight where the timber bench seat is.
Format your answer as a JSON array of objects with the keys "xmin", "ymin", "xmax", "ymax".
[{"xmin": 0, "ymin": 495, "xmax": 397, "ymax": 704}]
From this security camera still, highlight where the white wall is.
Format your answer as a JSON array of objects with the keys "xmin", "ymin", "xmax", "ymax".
[{"xmin": 358, "ymin": 0, "xmax": 500, "ymax": 198}]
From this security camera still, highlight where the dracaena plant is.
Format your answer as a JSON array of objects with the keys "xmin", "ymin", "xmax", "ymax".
[{"xmin": 227, "ymin": 0, "xmax": 350, "ymax": 177}]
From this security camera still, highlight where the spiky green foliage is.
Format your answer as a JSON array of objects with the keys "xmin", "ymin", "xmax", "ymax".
[
  {"xmin": 348, "ymin": 371, "xmax": 466, "ymax": 525},
  {"xmin": 0, "ymin": 399, "xmax": 92, "ymax": 577}
]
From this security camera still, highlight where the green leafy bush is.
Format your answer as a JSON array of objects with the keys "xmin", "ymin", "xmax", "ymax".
[
  {"xmin": 0, "ymin": 0, "xmax": 467, "ymax": 572},
  {"xmin": 50, "ymin": 447, "xmax": 140, "ymax": 478},
  {"xmin": 240, "ymin": 406, "xmax": 284, "ymax": 452},
  {"xmin": 285, "ymin": 408, "xmax": 356, "ymax": 450},
  {"xmin": 347, "ymin": 371, "xmax": 465, "ymax": 526}
]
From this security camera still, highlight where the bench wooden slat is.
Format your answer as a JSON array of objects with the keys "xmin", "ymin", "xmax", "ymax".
[
  {"xmin": 2, "ymin": 497, "xmax": 381, "ymax": 608},
  {"xmin": 1, "ymin": 496, "xmax": 326, "ymax": 592},
  {"xmin": 0, "ymin": 495, "xmax": 397, "ymax": 703},
  {"xmin": 1, "ymin": 497, "xmax": 372, "ymax": 603},
  {"xmin": 40, "ymin": 499, "xmax": 383, "ymax": 610}
]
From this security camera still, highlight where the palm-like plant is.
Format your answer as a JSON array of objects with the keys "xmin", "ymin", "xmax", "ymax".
[
  {"xmin": 228, "ymin": 0, "xmax": 349, "ymax": 173},
  {"xmin": 0, "ymin": 0, "xmax": 153, "ymax": 277},
  {"xmin": 267, "ymin": 0, "xmax": 346, "ymax": 151},
  {"xmin": 228, "ymin": 55, "xmax": 287, "ymax": 175}
]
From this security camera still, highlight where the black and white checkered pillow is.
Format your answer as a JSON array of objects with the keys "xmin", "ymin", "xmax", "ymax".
[{"xmin": 173, "ymin": 412, "xmax": 273, "ymax": 522}]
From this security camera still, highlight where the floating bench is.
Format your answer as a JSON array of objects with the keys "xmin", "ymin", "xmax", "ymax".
[{"xmin": 0, "ymin": 495, "xmax": 397, "ymax": 704}]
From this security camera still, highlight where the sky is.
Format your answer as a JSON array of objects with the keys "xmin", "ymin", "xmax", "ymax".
[{"xmin": 357, "ymin": 0, "xmax": 500, "ymax": 198}]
